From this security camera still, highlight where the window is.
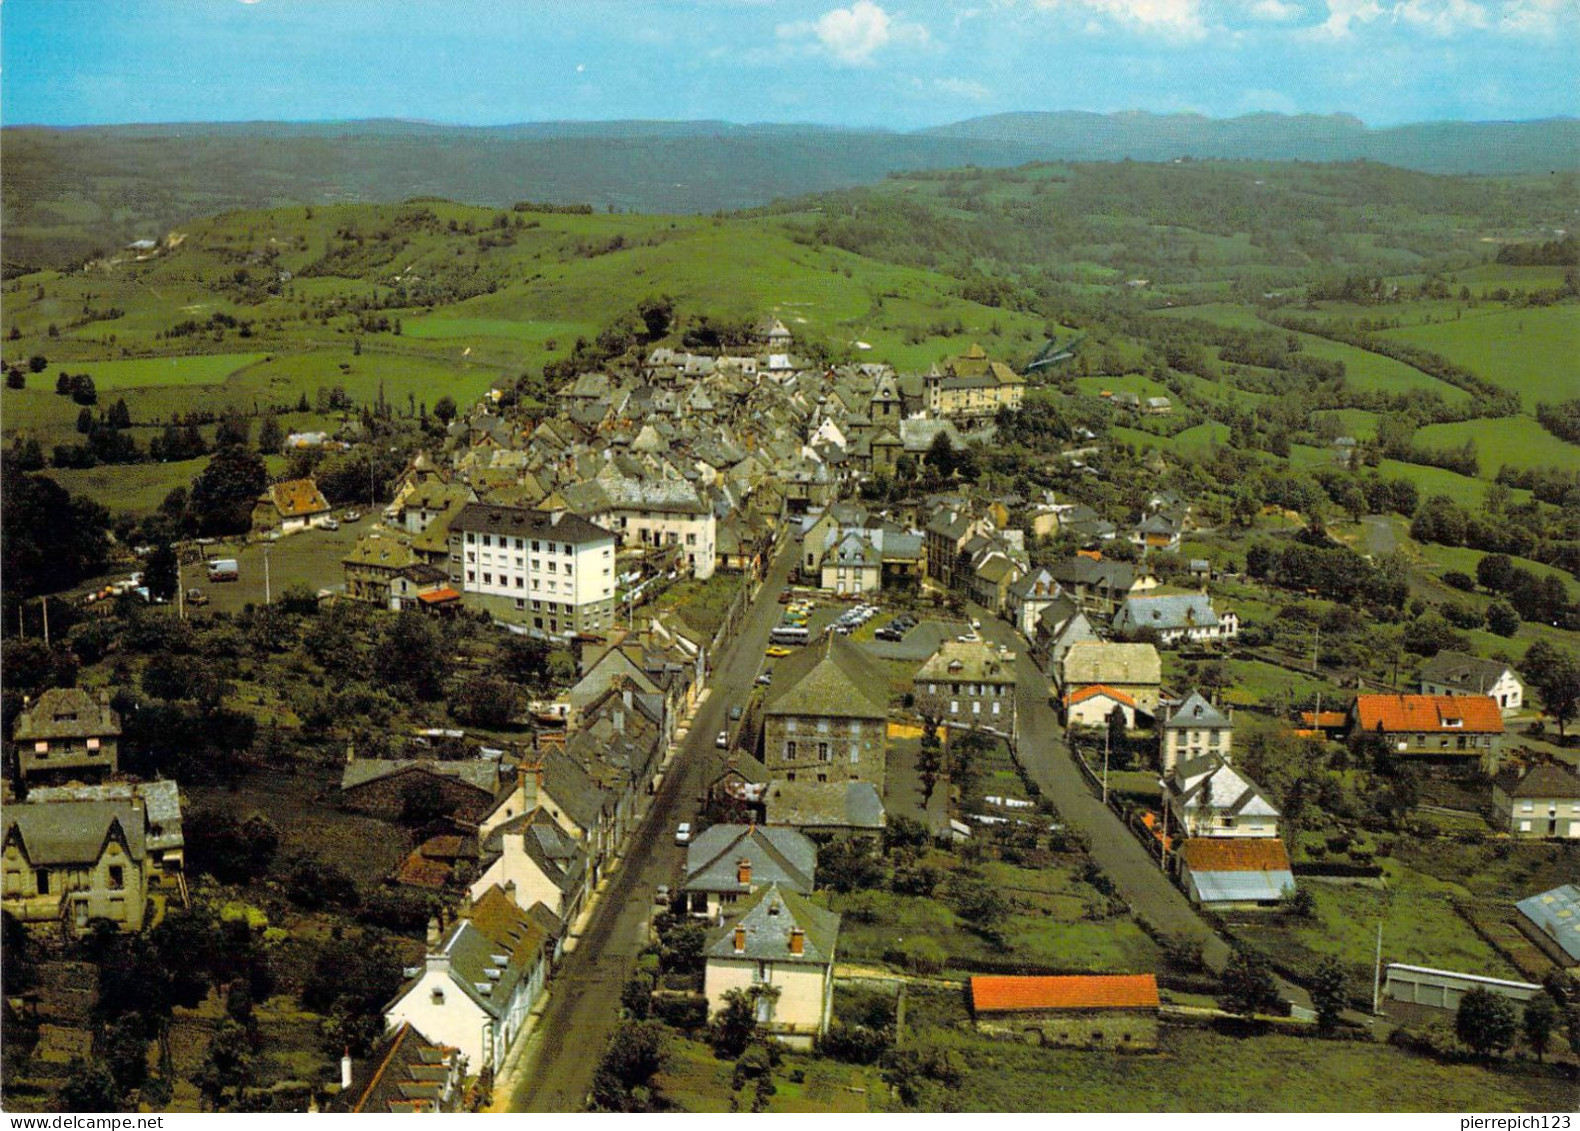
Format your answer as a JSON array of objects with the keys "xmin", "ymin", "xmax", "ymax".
[
  {"xmin": 431, "ymin": 988, "xmax": 446, "ymax": 1005},
  {"xmin": 973, "ymin": 701, "xmax": 982, "ymax": 715},
  {"xmin": 1521, "ymin": 800, "xmax": 1535, "ymax": 812},
  {"xmin": 992, "ymin": 701, "xmax": 1001, "ymax": 715},
  {"xmin": 465, "ymin": 533, "xmax": 475, "ymax": 544},
  {"xmin": 483, "ymin": 535, "xmax": 492, "ymax": 547},
  {"xmin": 482, "ymin": 573, "xmax": 492, "ymax": 585},
  {"xmin": 108, "ymin": 865, "xmax": 124, "ymax": 890},
  {"xmin": 1519, "ymin": 819, "xmax": 1532, "ymax": 832},
  {"xmin": 531, "ymin": 541, "xmax": 540, "ymax": 552},
  {"xmin": 466, "ymin": 570, "xmax": 476, "ymax": 583},
  {"xmin": 515, "ymin": 576, "xmax": 524, "ymax": 589},
  {"xmin": 950, "ymin": 701, "xmax": 959, "ymax": 714},
  {"xmin": 818, "ymin": 743, "xmax": 831, "ymax": 762},
  {"xmin": 786, "ymin": 742, "xmax": 797, "ymax": 761},
  {"xmin": 36, "ymin": 869, "xmax": 50, "ymax": 895},
  {"xmin": 515, "ymin": 598, "xmax": 526, "ymax": 610}
]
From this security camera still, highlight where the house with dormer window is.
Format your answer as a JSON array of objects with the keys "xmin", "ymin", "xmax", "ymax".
[{"xmin": 703, "ymin": 884, "xmax": 840, "ymax": 1049}]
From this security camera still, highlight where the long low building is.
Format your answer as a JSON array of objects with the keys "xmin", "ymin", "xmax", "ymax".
[
  {"xmin": 969, "ymin": 974, "xmax": 1161, "ymax": 1050},
  {"xmin": 1382, "ymin": 964, "xmax": 1544, "ymax": 1014},
  {"xmin": 1177, "ymin": 838, "xmax": 1295, "ymax": 909}
]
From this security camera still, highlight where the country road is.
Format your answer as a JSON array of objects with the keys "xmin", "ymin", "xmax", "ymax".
[{"xmin": 501, "ymin": 539, "xmax": 798, "ymax": 1112}]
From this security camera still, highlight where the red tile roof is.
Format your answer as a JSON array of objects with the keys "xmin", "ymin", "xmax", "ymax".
[
  {"xmin": 1180, "ymin": 838, "xmax": 1292, "ymax": 873},
  {"xmin": 1301, "ymin": 710, "xmax": 1348, "ymax": 728},
  {"xmin": 1065, "ymin": 684, "xmax": 1136, "ymax": 708},
  {"xmin": 1352, "ymin": 694, "xmax": 1503, "ymax": 734},
  {"xmin": 417, "ymin": 587, "xmax": 461, "ymax": 605},
  {"xmin": 971, "ymin": 974, "xmax": 1159, "ymax": 1014}
]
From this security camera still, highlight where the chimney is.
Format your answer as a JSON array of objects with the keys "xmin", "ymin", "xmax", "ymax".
[
  {"xmin": 341, "ymin": 1049, "xmax": 353, "ymax": 1091},
  {"xmin": 736, "ymin": 858, "xmax": 752, "ymax": 887},
  {"xmin": 733, "ymin": 925, "xmax": 746, "ymax": 954},
  {"xmin": 789, "ymin": 928, "xmax": 805, "ymax": 956},
  {"xmin": 426, "ymin": 951, "xmax": 451, "ymax": 975},
  {"xmin": 517, "ymin": 764, "xmax": 539, "ymax": 811}
]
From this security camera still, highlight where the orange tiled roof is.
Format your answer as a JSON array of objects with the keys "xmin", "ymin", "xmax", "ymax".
[
  {"xmin": 1065, "ymin": 684, "xmax": 1136, "ymax": 708},
  {"xmin": 1352, "ymin": 694, "xmax": 1503, "ymax": 734},
  {"xmin": 417, "ymin": 587, "xmax": 461, "ymax": 605},
  {"xmin": 1180, "ymin": 838, "xmax": 1291, "ymax": 872},
  {"xmin": 268, "ymin": 477, "xmax": 330, "ymax": 517},
  {"xmin": 1300, "ymin": 710, "xmax": 1348, "ymax": 728},
  {"xmin": 971, "ymin": 974, "xmax": 1160, "ymax": 1014}
]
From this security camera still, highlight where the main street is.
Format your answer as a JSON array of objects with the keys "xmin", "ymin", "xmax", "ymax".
[{"xmin": 503, "ymin": 538, "xmax": 798, "ymax": 1112}]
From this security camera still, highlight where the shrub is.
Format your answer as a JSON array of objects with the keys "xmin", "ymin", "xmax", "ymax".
[
  {"xmin": 884, "ymin": 936, "xmax": 947, "ymax": 975},
  {"xmin": 650, "ymin": 992, "xmax": 706, "ymax": 1031}
]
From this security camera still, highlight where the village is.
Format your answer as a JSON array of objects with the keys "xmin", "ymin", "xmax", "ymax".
[{"xmin": 4, "ymin": 313, "xmax": 1578, "ymax": 1114}]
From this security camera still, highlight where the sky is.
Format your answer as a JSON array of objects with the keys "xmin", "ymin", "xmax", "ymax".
[{"xmin": 3, "ymin": 0, "xmax": 1577, "ymax": 129}]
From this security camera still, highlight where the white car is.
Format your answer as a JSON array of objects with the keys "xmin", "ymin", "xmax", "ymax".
[
  {"xmin": 674, "ymin": 822, "xmax": 693, "ymax": 846},
  {"xmin": 716, "ymin": 730, "xmax": 730, "ymax": 749}
]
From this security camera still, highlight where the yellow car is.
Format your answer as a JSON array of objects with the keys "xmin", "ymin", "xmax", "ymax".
[{"xmin": 765, "ymin": 646, "xmax": 793, "ymax": 658}]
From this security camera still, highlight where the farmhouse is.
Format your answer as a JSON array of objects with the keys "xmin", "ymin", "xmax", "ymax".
[
  {"xmin": 12, "ymin": 687, "xmax": 121, "ymax": 785},
  {"xmin": 1418, "ymin": 651, "xmax": 1524, "ymax": 716},
  {"xmin": 1348, "ymin": 694, "xmax": 1505, "ymax": 766},
  {"xmin": 252, "ymin": 477, "xmax": 332, "ymax": 534},
  {"xmin": 969, "ymin": 974, "xmax": 1160, "ymax": 1050},
  {"xmin": 1059, "ymin": 642, "xmax": 1161, "ymax": 720},
  {"xmin": 913, "ymin": 639, "xmax": 1018, "ymax": 736}
]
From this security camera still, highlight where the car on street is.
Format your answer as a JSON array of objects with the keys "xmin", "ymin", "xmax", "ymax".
[
  {"xmin": 343, "ymin": 511, "xmax": 362, "ymax": 523},
  {"xmin": 756, "ymin": 673, "xmax": 772, "ymax": 686},
  {"xmin": 765, "ymin": 645, "xmax": 793, "ymax": 657},
  {"xmin": 674, "ymin": 822, "xmax": 692, "ymax": 846},
  {"xmin": 185, "ymin": 587, "xmax": 209, "ymax": 606},
  {"xmin": 729, "ymin": 705, "xmax": 744, "ymax": 721},
  {"xmin": 321, "ymin": 518, "xmax": 340, "ymax": 531},
  {"xmin": 716, "ymin": 730, "xmax": 729, "ymax": 748},
  {"xmin": 655, "ymin": 884, "xmax": 671, "ymax": 905}
]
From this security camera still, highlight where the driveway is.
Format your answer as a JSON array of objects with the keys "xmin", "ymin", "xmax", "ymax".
[{"xmin": 501, "ymin": 539, "xmax": 800, "ymax": 1112}]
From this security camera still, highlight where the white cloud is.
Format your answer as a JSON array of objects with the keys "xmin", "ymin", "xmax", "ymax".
[
  {"xmin": 1397, "ymin": 0, "xmax": 1489, "ymax": 33},
  {"xmin": 1245, "ymin": 0, "xmax": 1304, "ymax": 19},
  {"xmin": 777, "ymin": 2, "xmax": 930, "ymax": 65},
  {"xmin": 936, "ymin": 77, "xmax": 992, "ymax": 99},
  {"xmin": 1497, "ymin": 0, "xmax": 1579, "ymax": 35},
  {"xmin": 1034, "ymin": 0, "xmax": 1208, "ymax": 38}
]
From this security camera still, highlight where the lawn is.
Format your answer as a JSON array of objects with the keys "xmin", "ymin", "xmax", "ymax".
[
  {"xmin": 658, "ymin": 1034, "xmax": 881, "ymax": 1113},
  {"xmin": 1380, "ymin": 304, "xmax": 1580, "ymax": 410},
  {"xmin": 925, "ymin": 1025, "xmax": 1577, "ymax": 1112},
  {"xmin": 1415, "ymin": 415, "xmax": 1580, "ymax": 477}
]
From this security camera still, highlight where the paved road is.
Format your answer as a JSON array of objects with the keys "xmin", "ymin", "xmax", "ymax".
[
  {"xmin": 504, "ymin": 539, "xmax": 798, "ymax": 1112},
  {"xmin": 974, "ymin": 614, "xmax": 1233, "ymax": 971}
]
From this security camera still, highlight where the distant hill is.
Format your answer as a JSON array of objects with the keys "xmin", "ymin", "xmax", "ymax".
[
  {"xmin": 921, "ymin": 111, "xmax": 1580, "ymax": 174},
  {"xmin": 5, "ymin": 112, "xmax": 1576, "ymax": 273}
]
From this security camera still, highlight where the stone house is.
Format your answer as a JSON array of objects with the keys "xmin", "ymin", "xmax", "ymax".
[
  {"xmin": 913, "ymin": 639, "xmax": 1018, "ymax": 737},
  {"xmin": 470, "ymin": 808, "xmax": 588, "ymax": 927},
  {"xmin": 1164, "ymin": 757, "xmax": 1280, "ymax": 839},
  {"xmin": 339, "ymin": 754, "xmax": 501, "ymax": 825},
  {"xmin": 703, "ymin": 884, "xmax": 840, "ymax": 1050},
  {"xmin": 1110, "ymin": 590, "xmax": 1238, "ymax": 647},
  {"xmin": 252, "ymin": 477, "xmax": 332, "ymax": 534},
  {"xmin": 969, "ymin": 974, "xmax": 1160, "ymax": 1050},
  {"xmin": 1059, "ymin": 642, "xmax": 1161, "ymax": 720},
  {"xmin": 1158, "ymin": 691, "xmax": 1233, "ymax": 774},
  {"xmin": 1418, "ymin": 652, "xmax": 1524, "ymax": 716},
  {"xmin": 761, "ymin": 637, "xmax": 889, "ymax": 791},
  {"xmin": 12, "ymin": 688, "xmax": 121, "ymax": 785}
]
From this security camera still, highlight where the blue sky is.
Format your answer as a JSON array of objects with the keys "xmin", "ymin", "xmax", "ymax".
[{"xmin": 4, "ymin": 0, "xmax": 1577, "ymax": 128}]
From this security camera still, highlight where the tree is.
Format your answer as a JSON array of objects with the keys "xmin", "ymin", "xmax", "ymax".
[
  {"xmin": 637, "ymin": 295, "xmax": 675, "ymax": 340},
  {"xmin": 193, "ymin": 1018, "xmax": 255, "ymax": 1110},
  {"xmin": 188, "ymin": 444, "xmax": 267, "ymax": 535},
  {"xmin": 590, "ymin": 1020, "xmax": 667, "ymax": 1112},
  {"xmin": 712, "ymin": 986, "xmax": 775, "ymax": 1059},
  {"xmin": 1217, "ymin": 946, "xmax": 1281, "ymax": 1018},
  {"xmin": 1456, "ymin": 987, "xmax": 1517, "ymax": 1057},
  {"xmin": 1, "ymin": 457, "xmax": 112, "ymax": 598},
  {"xmin": 432, "ymin": 395, "xmax": 457, "ymax": 425},
  {"xmin": 144, "ymin": 542, "xmax": 179, "ymax": 602},
  {"xmin": 1485, "ymin": 600, "xmax": 1520, "ymax": 638},
  {"xmin": 449, "ymin": 672, "xmax": 523, "ymax": 728},
  {"xmin": 375, "ymin": 612, "xmax": 447, "ymax": 700},
  {"xmin": 107, "ymin": 398, "xmax": 132, "ymax": 430},
  {"xmin": 1476, "ymin": 552, "xmax": 1514, "ymax": 594},
  {"xmin": 5, "ymin": 367, "xmax": 24, "ymax": 389},
  {"xmin": 1522, "ymin": 640, "xmax": 1580, "ymax": 739},
  {"xmin": 214, "ymin": 408, "xmax": 250, "ymax": 448},
  {"xmin": 1523, "ymin": 994, "xmax": 1559, "ymax": 1062},
  {"xmin": 1310, "ymin": 957, "xmax": 1348, "ymax": 1034},
  {"xmin": 256, "ymin": 412, "xmax": 283, "ymax": 454},
  {"xmin": 76, "ymin": 406, "xmax": 95, "ymax": 434},
  {"xmin": 30, "ymin": 354, "xmax": 48, "ymax": 374},
  {"xmin": 70, "ymin": 373, "xmax": 98, "ymax": 405},
  {"xmin": 61, "ymin": 1059, "xmax": 123, "ymax": 1112}
]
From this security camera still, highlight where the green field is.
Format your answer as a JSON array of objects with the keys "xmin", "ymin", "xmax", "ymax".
[
  {"xmin": 1415, "ymin": 414, "xmax": 1580, "ymax": 476},
  {"xmin": 402, "ymin": 315, "xmax": 587, "ymax": 342},
  {"xmin": 46, "ymin": 453, "xmax": 290, "ymax": 515},
  {"xmin": 1380, "ymin": 304, "xmax": 1580, "ymax": 410},
  {"xmin": 49, "ymin": 352, "xmax": 269, "ymax": 389}
]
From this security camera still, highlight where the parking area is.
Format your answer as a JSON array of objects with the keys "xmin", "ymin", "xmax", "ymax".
[
  {"xmin": 861, "ymin": 617, "xmax": 971, "ymax": 662},
  {"xmin": 185, "ymin": 512, "xmax": 384, "ymax": 614}
]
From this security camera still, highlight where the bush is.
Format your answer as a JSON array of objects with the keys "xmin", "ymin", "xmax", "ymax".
[
  {"xmin": 649, "ymin": 992, "xmax": 706, "ymax": 1030},
  {"xmin": 818, "ymin": 1022, "xmax": 894, "ymax": 1064},
  {"xmin": 883, "ymin": 936, "xmax": 947, "ymax": 975}
]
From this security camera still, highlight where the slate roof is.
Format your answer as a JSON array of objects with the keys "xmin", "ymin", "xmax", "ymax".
[
  {"xmin": 971, "ymin": 974, "xmax": 1159, "ymax": 1014},
  {"xmin": 684, "ymin": 823, "xmax": 817, "ymax": 894},
  {"xmin": 1171, "ymin": 757, "xmax": 1279, "ymax": 820},
  {"xmin": 1163, "ymin": 691, "xmax": 1231, "ymax": 730},
  {"xmin": 705, "ymin": 883, "xmax": 840, "ymax": 965},
  {"xmin": 1494, "ymin": 763, "xmax": 1580, "ymax": 800},
  {"xmin": 1351, "ymin": 694, "xmax": 1504, "ymax": 734},
  {"xmin": 332, "ymin": 1022, "xmax": 459, "ymax": 1113},
  {"xmin": 450, "ymin": 502, "xmax": 612, "ymax": 545},
  {"xmin": 1061, "ymin": 642, "xmax": 1161, "ymax": 687},
  {"xmin": 340, "ymin": 758, "xmax": 500, "ymax": 795},
  {"xmin": 408, "ymin": 885, "xmax": 553, "ymax": 1020},
  {"xmin": 1112, "ymin": 591, "xmax": 1221, "ymax": 634},
  {"xmin": 915, "ymin": 639, "xmax": 1017, "ymax": 684},
  {"xmin": 1516, "ymin": 884, "xmax": 1580, "ymax": 963},
  {"xmin": 5, "ymin": 798, "xmax": 145, "ymax": 866},
  {"xmin": 14, "ymin": 688, "xmax": 121, "ymax": 741},
  {"xmin": 763, "ymin": 780, "xmax": 886, "ymax": 831},
  {"xmin": 344, "ymin": 536, "xmax": 419, "ymax": 570},
  {"xmin": 763, "ymin": 636, "xmax": 889, "ymax": 721},
  {"xmin": 1418, "ymin": 651, "xmax": 1516, "ymax": 694},
  {"xmin": 480, "ymin": 809, "xmax": 587, "ymax": 896}
]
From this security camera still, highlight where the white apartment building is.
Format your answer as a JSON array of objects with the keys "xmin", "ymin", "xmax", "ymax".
[{"xmin": 448, "ymin": 504, "xmax": 618, "ymax": 638}]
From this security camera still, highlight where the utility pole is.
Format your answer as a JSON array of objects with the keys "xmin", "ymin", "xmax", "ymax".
[
  {"xmin": 1101, "ymin": 723, "xmax": 1110, "ymax": 805},
  {"xmin": 176, "ymin": 549, "xmax": 185, "ymax": 620},
  {"xmin": 263, "ymin": 544, "xmax": 272, "ymax": 606},
  {"xmin": 40, "ymin": 596, "xmax": 49, "ymax": 647},
  {"xmin": 1372, "ymin": 920, "xmax": 1384, "ymax": 1015}
]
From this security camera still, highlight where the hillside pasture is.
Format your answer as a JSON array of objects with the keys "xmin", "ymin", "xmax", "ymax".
[
  {"xmin": 1415, "ymin": 415, "xmax": 1580, "ymax": 476},
  {"xmin": 1379, "ymin": 304, "xmax": 1580, "ymax": 410}
]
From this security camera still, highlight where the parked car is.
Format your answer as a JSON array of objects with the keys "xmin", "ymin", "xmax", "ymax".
[
  {"xmin": 729, "ymin": 705, "xmax": 744, "ymax": 721},
  {"xmin": 185, "ymin": 587, "xmax": 209, "ymax": 606},
  {"xmin": 320, "ymin": 518, "xmax": 340, "ymax": 531},
  {"xmin": 674, "ymin": 822, "xmax": 693, "ymax": 846},
  {"xmin": 342, "ymin": 511, "xmax": 362, "ymax": 522},
  {"xmin": 756, "ymin": 673, "xmax": 772, "ymax": 686},
  {"xmin": 766, "ymin": 645, "xmax": 793, "ymax": 657},
  {"xmin": 716, "ymin": 730, "xmax": 729, "ymax": 749}
]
